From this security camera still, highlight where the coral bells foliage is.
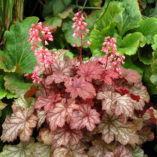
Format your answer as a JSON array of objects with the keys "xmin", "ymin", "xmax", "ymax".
[{"xmin": 0, "ymin": 12, "xmax": 155, "ymax": 157}]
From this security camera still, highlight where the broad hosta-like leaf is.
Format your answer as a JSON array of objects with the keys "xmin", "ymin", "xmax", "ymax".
[
  {"xmin": 116, "ymin": 0, "xmax": 142, "ymax": 36},
  {"xmin": 65, "ymin": 77, "xmax": 96, "ymax": 99},
  {"xmin": 78, "ymin": 61, "xmax": 104, "ymax": 82},
  {"xmin": 89, "ymin": 23, "xmax": 117, "ymax": 57},
  {"xmin": 138, "ymin": 45, "xmax": 153, "ymax": 65},
  {"xmin": 0, "ymin": 141, "xmax": 34, "ymax": 157},
  {"xmin": 52, "ymin": 144, "xmax": 87, "ymax": 157},
  {"xmin": 95, "ymin": 2, "xmax": 124, "ymax": 31},
  {"xmin": 33, "ymin": 143, "xmax": 53, "ymax": 157},
  {"xmin": 51, "ymin": 126, "xmax": 82, "ymax": 148},
  {"xmin": 0, "ymin": 17, "xmax": 38, "ymax": 73},
  {"xmin": 47, "ymin": 99, "xmax": 79, "ymax": 131},
  {"xmin": 42, "ymin": 0, "xmax": 72, "ymax": 17},
  {"xmin": 99, "ymin": 114, "xmax": 139, "ymax": 145},
  {"xmin": 104, "ymin": 146, "xmax": 132, "ymax": 157},
  {"xmin": 45, "ymin": 60, "xmax": 73, "ymax": 84},
  {"xmin": 0, "ymin": 75, "xmax": 16, "ymax": 99},
  {"xmin": 1, "ymin": 108, "xmax": 37, "ymax": 142},
  {"xmin": 70, "ymin": 104, "xmax": 100, "ymax": 131},
  {"xmin": 43, "ymin": 16, "xmax": 62, "ymax": 33},
  {"xmin": 137, "ymin": 18, "xmax": 157, "ymax": 46},
  {"xmin": 117, "ymin": 32, "xmax": 143, "ymax": 55},
  {"xmin": 4, "ymin": 74, "xmax": 32, "ymax": 97},
  {"xmin": 97, "ymin": 91, "xmax": 134, "ymax": 117}
]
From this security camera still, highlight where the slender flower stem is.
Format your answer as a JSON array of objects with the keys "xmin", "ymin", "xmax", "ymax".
[
  {"xmin": 80, "ymin": 34, "xmax": 83, "ymax": 64},
  {"xmin": 41, "ymin": 81, "xmax": 48, "ymax": 96}
]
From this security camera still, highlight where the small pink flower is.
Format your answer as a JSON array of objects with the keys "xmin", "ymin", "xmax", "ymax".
[
  {"xmin": 72, "ymin": 10, "xmax": 90, "ymax": 48},
  {"xmin": 100, "ymin": 36, "xmax": 125, "ymax": 74}
]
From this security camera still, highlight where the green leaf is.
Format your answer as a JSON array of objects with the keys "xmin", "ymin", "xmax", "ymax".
[
  {"xmin": 0, "ymin": 100, "xmax": 7, "ymax": 110},
  {"xmin": 43, "ymin": 16, "xmax": 62, "ymax": 33},
  {"xmin": 4, "ymin": 74, "xmax": 32, "ymax": 97},
  {"xmin": 43, "ymin": 0, "xmax": 72, "ymax": 17},
  {"xmin": 33, "ymin": 143, "xmax": 53, "ymax": 157},
  {"xmin": 150, "ymin": 60, "xmax": 157, "ymax": 85},
  {"xmin": 132, "ymin": 147, "xmax": 145, "ymax": 157},
  {"xmin": 116, "ymin": 0, "xmax": 142, "ymax": 36},
  {"xmin": 62, "ymin": 20, "xmax": 81, "ymax": 47},
  {"xmin": 117, "ymin": 32, "xmax": 144, "ymax": 55},
  {"xmin": 89, "ymin": 0, "xmax": 102, "ymax": 7},
  {"xmin": 150, "ymin": 74, "xmax": 157, "ymax": 85},
  {"xmin": 122, "ymin": 56, "xmax": 144, "ymax": 75},
  {"xmin": 137, "ymin": 18, "xmax": 157, "ymax": 46},
  {"xmin": 0, "ymin": 17, "xmax": 39, "ymax": 74},
  {"xmin": 0, "ymin": 141, "xmax": 33, "ymax": 157},
  {"xmin": 143, "ymin": 66, "xmax": 157, "ymax": 95},
  {"xmin": 95, "ymin": 2, "xmax": 124, "ymax": 31},
  {"xmin": 151, "ymin": 60, "xmax": 157, "ymax": 73},
  {"xmin": 152, "ymin": 34, "xmax": 157, "ymax": 51},
  {"xmin": 0, "ymin": 75, "xmax": 7, "ymax": 99},
  {"xmin": 14, "ymin": 95, "xmax": 35, "ymax": 109},
  {"xmin": 138, "ymin": 45, "xmax": 153, "ymax": 65},
  {"xmin": 90, "ymin": 23, "xmax": 118, "ymax": 56},
  {"xmin": 0, "ymin": 75, "xmax": 16, "ymax": 99}
]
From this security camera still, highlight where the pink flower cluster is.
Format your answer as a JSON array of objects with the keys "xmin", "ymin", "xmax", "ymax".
[
  {"xmin": 72, "ymin": 10, "xmax": 90, "ymax": 47},
  {"xmin": 28, "ymin": 22, "xmax": 53, "ymax": 50},
  {"xmin": 99, "ymin": 36, "xmax": 125, "ymax": 73},
  {"xmin": 34, "ymin": 47, "xmax": 54, "ymax": 67},
  {"xmin": 27, "ymin": 22, "xmax": 57, "ymax": 84}
]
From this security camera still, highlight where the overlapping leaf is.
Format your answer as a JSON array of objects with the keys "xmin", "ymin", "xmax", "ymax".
[
  {"xmin": 47, "ymin": 99, "xmax": 79, "ymax": 131},
  {"xmin": 39, "ymin": 128, "xmax": 52, "ymax": 145},
  {"xmin": 70, "ymin": 104, "xmax": 100, "ymax": 131},
  {"xmin": 65, "ymin": 77, "xmax": 96, "ymax": 99},
  {"xmin": 33, "ymin": 143, "xmax": 53, "ymax": 157},
  {"xmin": 1, "ymin": 108, "xmax": 37, "ymax": 142},
  {"xmin": 37, "ymin": 110, "xmax": 46, "ymax": 128},
  {"xmin": 98, "ymin": 114, "xmax": 139, "ymax": 145},
  {"xmin": 35, "ymin": 94, "xmax": 61, "ymax": 112},
  {"xmin": 45, "ymin": 60, "xmax": 73, "ymax": 84},
  {"xmin": 97, "ymin": 91, "xmax": 134, "ymax": 117},
  {"xmin": 0, "ymin": 17, "xmax": 38, "ymax": 73},
  {"xmin": 52, "ymin": 144, "xmax": 87, "ymax": 157},
  {"xmin": 51, "ymin": 126, "xmax": 82, "ymax": 148},
  {"xmin": 104, "ymin": 146, "xmax": 132, "ymax": 157},
  {"xmin": 78, "ymin": 61, "xmax": 104, "ymax": 81},
  {"xmin": 0, "ymin": 141, "xmax": 34, "ymax": 157},
  {"xmin": 4, "ymin": 74, "xmax": 32, "ymax": 97}
]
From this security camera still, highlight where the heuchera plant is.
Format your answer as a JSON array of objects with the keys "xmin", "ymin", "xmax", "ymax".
[{"xmin": 0, "ymin": 11, "xmax": 156, "ymax": 157}]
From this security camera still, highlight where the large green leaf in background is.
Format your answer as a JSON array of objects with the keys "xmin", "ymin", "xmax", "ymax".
[
  {"xmin": 117, "ymin": 32, "xmax": 143, "ymax": 55},
  {"xmin": 95, "ymin": 2, "xmax": 124, "ymax": 31},
  {"xmin": 116, "ymin": 0, "xmax": 142, "ymax": 36},
  {"xmin": 4, "ymin": 74, "xmax": 32, "ymax": 97},
  {"xmin": 0, "ymin": 75, "xmax": 16, "ymax": 99},
  {"xmin": 90, "ymin": 0, "xmax": 143, "ymax": 57},
  {"xmin": 0, "ymin": 17, "xmax": 39, "ymax": 74},
  {"xmin": 0, "ymin": 141, "xmax": 53, "ymax": 157},
  {"xmin": 137, "ymin": 18, "xmax": 157, "ymax": 46},
  {"xmin": 42, "ymin": 0, "xmax": 72, "ymax": 17}
]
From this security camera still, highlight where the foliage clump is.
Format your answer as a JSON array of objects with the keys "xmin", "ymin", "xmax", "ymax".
[{"xmin": 0, "ymin": 10, "xmax": 155, "ymax": 157}]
